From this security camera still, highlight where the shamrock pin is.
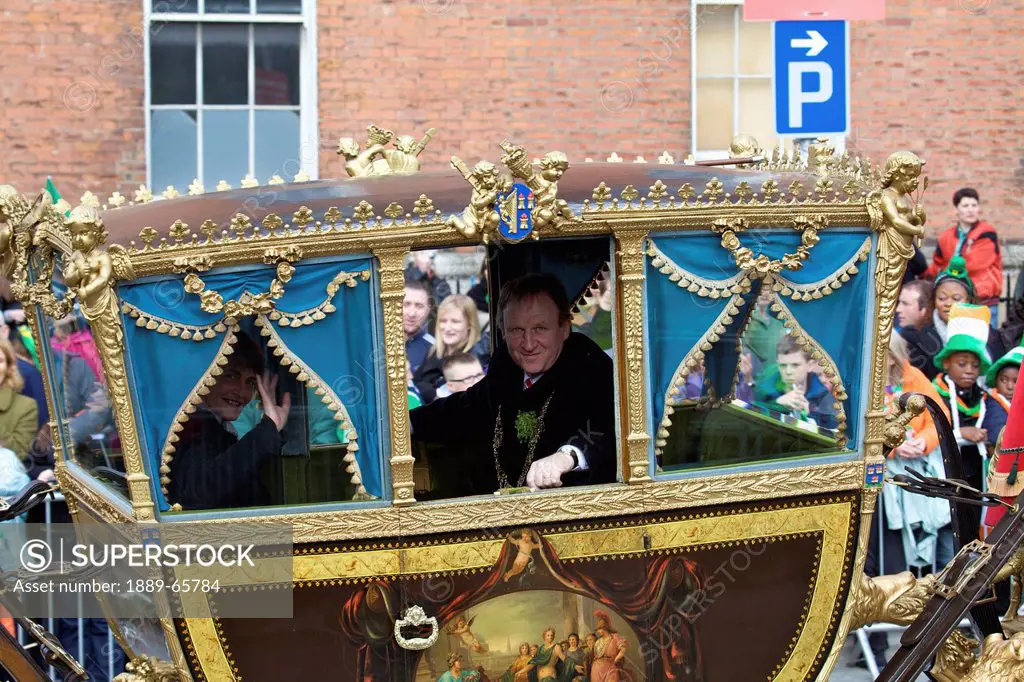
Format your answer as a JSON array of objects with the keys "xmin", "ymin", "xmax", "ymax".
[{"xmin": 515, "ymin": 410, "xmax": 539, "ymax": 444}]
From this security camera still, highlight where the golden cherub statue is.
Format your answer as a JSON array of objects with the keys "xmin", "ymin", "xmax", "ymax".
[
  {"xmin": 337, "ymin": 125, "xmax": 436, "ymax": 177},
  {"xmin": 447, "ymin": 159, "xmax": 503, "ymax": 242},
  {"xmin": 63, "ymin": 205, "xmax": 134, "ymax": 321},
  {"xmin": 728, "ymin": 134, "xmax": 763, "ymax": 167},
  {"xmin": 113, "ymin": 655, "xmax": 178, "ymax": 682}
]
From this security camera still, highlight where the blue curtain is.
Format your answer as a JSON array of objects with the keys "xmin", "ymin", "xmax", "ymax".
[
  {"xmin": 646, "ymin": 230, "xmax": 871, "ymax": 445},
  {"xmin": 119, "ymin": 256, "xmax": 383, "ymax": 511}
]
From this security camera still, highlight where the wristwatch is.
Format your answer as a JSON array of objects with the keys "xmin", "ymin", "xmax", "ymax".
[{"xmin": 559, "ymin": 445, "xmax": 580, "ymax": 469}]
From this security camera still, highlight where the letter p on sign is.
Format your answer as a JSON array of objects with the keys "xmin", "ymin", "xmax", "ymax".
[{"xmin": 788, "ymin": 62, "xmax": 833, "ymax": 128}]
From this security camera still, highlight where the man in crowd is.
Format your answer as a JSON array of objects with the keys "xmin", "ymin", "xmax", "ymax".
[
  {"xmin": 404, "ymin": 279, "xmax": 435, "ymax": 374},
  {"xmin": 925, "ymin": 187, "xmax": 1002, "ymax": 324},
  {"xmin": 897, "ymin": 280, "xmax": 943, "ymax": 380},
  {"xmin": 167, "ymin": 332, "xmax": 291, "ymax": 510},
  {"xmin": 410, "ymin": 273, "xmax": 615, "ymax": 494}
]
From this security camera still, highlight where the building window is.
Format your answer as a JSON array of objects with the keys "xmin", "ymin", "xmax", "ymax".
[
  {"xmin": 690, "ymin": 1, "xmax": 775, "ymax": 159},
  {"xmin": 145, "ymin": 0, "xmax": 317, "ymax": 193}
]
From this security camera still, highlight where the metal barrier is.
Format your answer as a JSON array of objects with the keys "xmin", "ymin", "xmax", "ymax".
[{"xmin": 12, "ymin": 493, "xmax": 124, "ymax": 682}]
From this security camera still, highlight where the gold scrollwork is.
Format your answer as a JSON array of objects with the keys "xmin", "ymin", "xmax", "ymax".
[
  {"xmin": 177, "ymin": 244, "xmax": 303, "ymax": 316},
  {"xmin": 712, "ymin": 215, "xmax": 827, "ymax": 277}
]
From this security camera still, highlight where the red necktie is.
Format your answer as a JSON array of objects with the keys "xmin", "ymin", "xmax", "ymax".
[{"xmin": 524, "ymin": 377, "xmax": 534, "ymax": 390}]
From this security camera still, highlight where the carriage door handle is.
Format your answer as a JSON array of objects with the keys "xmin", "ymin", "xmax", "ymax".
[{"xmin": 394, "ymin": 605, "xmax": 439, "ymax": 650}]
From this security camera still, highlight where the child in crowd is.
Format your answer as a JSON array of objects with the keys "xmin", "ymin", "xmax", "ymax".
[
  {"xmin": 932, "ymin": 256, "xmax": 1004, "ymax": 366},
  {"xmin": 437, "ymin": 353, "xmax": 485, "ymax": 398},
  {"xmin": 981, "ymin": 339, "xmax": 1021, "ymax": 448},
  {"xmin": 932, "ymin": 303, "xmax": 992, "ymax": 530}
]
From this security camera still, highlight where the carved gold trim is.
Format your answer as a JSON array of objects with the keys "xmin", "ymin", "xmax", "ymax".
[
  {"xmin": 58, "ymin": 467, "xmax": 134, "ymax": 524},
  {"xmin": 614, "ymin": 228, "xmax": 651, "ymax": 483},
  {"xmin": 159, "ymin": 328, "xmax": 241, "ymax": 499},
  {"xmin": 268, "ymin": 268, "xmax": 371, "ymax": 328},
  {"xmin": 122, "ymin": 301, "xmax": 228, "ymax": 340},
  {"xmin": 253, "ymin": 315, "xmax": 368, "ymax": 497},
  {"xmin": 373, "ymin": 246, "xmax": 415, "ymax": 505},
  {"xmin": 163, "ymin": 460, "xmax": 862, "ymax": 544}
]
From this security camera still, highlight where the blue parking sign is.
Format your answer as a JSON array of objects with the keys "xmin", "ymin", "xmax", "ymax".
[{"xmin": 773, "ymin": 20, "xmax": 849, "ymax": 136}]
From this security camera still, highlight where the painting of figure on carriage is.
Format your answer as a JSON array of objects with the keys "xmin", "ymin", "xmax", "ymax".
[{"xmin": 415, "ymin": 591, "xmax": 644, "ymax": 681}]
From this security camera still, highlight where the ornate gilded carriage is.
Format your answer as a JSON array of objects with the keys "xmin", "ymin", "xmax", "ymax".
[{"xmin": 0, "ymin": 132, "xmax": 924, "ymax": 681}]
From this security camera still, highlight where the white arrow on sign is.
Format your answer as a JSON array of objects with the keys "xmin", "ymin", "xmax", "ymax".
[{"xmin": 790, "ymin": 30, "xmax": 828, "ymax": 57}]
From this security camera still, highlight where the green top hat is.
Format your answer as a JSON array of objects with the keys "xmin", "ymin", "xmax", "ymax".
[
  {"xmin": 986, "ymin": 342, "xmax": 1024, "ymax": 386},
  {"xmin": 934, "ymin": 255, "xmax": 976, "ymax": 301},
  {"xmin": 934, "ymin": 302, "xmax": 992, "ymax": 373}
]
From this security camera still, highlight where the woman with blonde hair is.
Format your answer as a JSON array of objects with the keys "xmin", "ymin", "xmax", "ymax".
[
  {"xmin": 414, "ymin": 294, "xmax": 489, "ymax": 402},
  {"xmin": 0, "ymin": 337, "xmax": 38, "ymax": 459}
]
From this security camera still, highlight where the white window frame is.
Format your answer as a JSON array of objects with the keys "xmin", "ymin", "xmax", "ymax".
[
  {"xmin": 143, "ymin": 0, "xmax": 319, "ymax": 189},
  {"xmin": 690, "ymin": 0, "xmax": 846, "ymax": 161}
]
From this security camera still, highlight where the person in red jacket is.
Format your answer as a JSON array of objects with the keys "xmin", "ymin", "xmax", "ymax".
[{"xmin": 925, "ymin": 187, "xmax": 1003, "ymax": 324}]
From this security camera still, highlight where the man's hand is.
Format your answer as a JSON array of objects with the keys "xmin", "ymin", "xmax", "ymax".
[
  {"xmin": 894, "ymin": 436, "xmax": 927, "ymax": 459},
  {"xmin": 257, "ymin": 373, "xmax": 291, "ymax": 432},
  {"xmin": 526, "ymin": 450, "xmax": 575, "ymax": 490},
  {"xmin": 776, "ymin": 391, "xmax": 809, "ymax": 413},
  {"xmin": 960, "ymin": 426, "xmax": 988, "ymax": 443},
  {"xmin": 37, "ymin": 469, "xmax": 55, "ymax": 483},
  {"xmin": 86, "ymin": 387, "xmax": 109, "ymax": 414}
]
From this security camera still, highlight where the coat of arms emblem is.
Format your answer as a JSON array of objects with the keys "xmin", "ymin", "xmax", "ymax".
[{"xmin": 495, "ymin": 183, "xmax": 535, "ymax": 243}]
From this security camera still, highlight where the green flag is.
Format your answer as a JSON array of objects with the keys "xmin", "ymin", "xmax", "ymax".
[{"xmin": 45, "ymin": 176, "xmax": 70, "ymax": 217}]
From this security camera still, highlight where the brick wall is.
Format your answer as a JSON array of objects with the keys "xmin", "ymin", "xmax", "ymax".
[
  {"xmin": 847, "ymin": 0, "xmax": 1024, "ymax": 244},
  {"xmin": 317, "ymin": 0, "xmax": 695, "ymax": 172},
  {"xmin": 0, "ymin": 0, "xmax": 147, "ymax": 201},
  {"xmin": 2, "ymin": 0, "xmax": 1021, "ymax": 251}
]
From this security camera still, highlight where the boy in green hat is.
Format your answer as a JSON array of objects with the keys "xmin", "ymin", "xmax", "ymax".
[
  {"xmin": 933, "ymin": 302, "xmax": 993, "ymax": 530},
  {"xmin": 981, "ymin": 339, "xmax": 1022, "ymax": 447}
]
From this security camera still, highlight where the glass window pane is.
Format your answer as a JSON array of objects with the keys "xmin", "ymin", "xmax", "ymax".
[
  {"xmin": 254, "ymin": 110, "xmax": 300, "ymax": 181},
  {"xmin": 254, "ymin": 25, "xmax": 300, "ymax": 105},
  {"xmin": 151, "ymin": 109, "xmax": 198, "ymax": 191},
  {"xmin": 150, "ymin": 23, "xmax": 196, "ymax": 105},
  {"xmin": 205, "ymin": 0, "xmax": 251, "ymax": 12},
  {"xmin": 152, "ymin": 0, "xmax": 198, "ymax": 12},
  {"xmin": 695, "ymin": 4, "xmax": 736, "ymax": 76},
  {"xmin": 257, "ymin": 0, "xmax": 301, "ymax": 13},
  {"xmin": 738, "ymin": 79, "xmax": 778, "ymax": 152},
  {"xmin": 696, "ymin": 79, "xmax": 733, "ymax": 151},
  {"xmin": 203, "ymin": 109, "xmax": 249, "ymax": 184},
  {"xmin": 739, "ymin": 19, "xmax": 772, "ymax": 75},
  {"xmin": 202, "ymin": 24, "xmax": 248, "ymax": 105}
]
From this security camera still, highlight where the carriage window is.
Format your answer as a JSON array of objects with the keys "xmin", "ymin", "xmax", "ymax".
[
  {"xmin": 648, "ymin": 229, "xmax": 871, "ymax": 473},
  {"xmin": 118, "ymin": 256, "xmax": 386, "ymax": 514},
  {"xmin": 36, "ymin": 305, "xmax": 127, "ymax": 498},
  {"xmin": 410, "ymin": 237, "xmax": 620, "ymax": 501}
]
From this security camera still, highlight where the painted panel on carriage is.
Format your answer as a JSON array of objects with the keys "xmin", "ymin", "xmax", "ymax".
[
  {"xmin": 204, "ymin": 498, "xmax": 849, "ymax": 681},
  {"xmin": 118, "ymin": 255, "xmax": 385, "ymax": 512},
  {"xmin": 645, "ymin": 229, "xmax": 871, "ymax": 472}
]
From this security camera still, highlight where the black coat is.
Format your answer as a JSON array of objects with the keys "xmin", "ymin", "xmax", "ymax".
[
  {"xmin": 166, "ymin": 410, "xmax": 281, "ymax": 510},
  {"xmin": 902, "ymin": 324, "xmax": 944, "ymax": 380},
  {"xmin": 410, "ymin": 332, "xmax": 616, "ymax": 495}
]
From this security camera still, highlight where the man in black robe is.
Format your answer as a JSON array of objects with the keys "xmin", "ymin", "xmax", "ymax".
[
  {"xmin": 167, "ymin": 332, "xmax": 292, "ymax": 510},
  {"xmin": 410, "ymin": 273, "xmax": 616, "ymax": 495}
]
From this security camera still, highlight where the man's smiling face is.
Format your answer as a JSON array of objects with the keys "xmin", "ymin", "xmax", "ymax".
[{"xmin": 204, "ymin": 359, "xmax": 258, "ymax": 421}]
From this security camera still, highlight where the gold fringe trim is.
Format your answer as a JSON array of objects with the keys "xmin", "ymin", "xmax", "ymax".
[
  {"xmin": 254, "ymin": 315, "xmax": 370, "ymax": 498},
  {"xmin": 267, "ymin": 269, "xmax": 371, "ymax": 328},
  {"xmin": 159, "ymin": 326, "xmax": 241, "ymax": 498},
  {"xmin": 770, "ymin": 237, "xmax": 871, "ymax": 302},
  {"xmin": 122, "ymin": 301, "xmax": 227, "ymax": 340},
  {"xmin": 655, "ymin": 295, "xmax": 748, "ymax": 457},
  {"xmin": 646, "ymin": 239, "xmax": 754, "ymax": 299},
  {"xmin": 768, "ymin": 293, "xmax": 849, "ymax": 446}
]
